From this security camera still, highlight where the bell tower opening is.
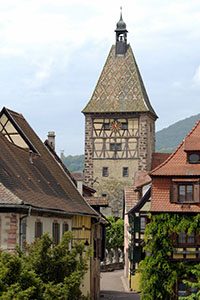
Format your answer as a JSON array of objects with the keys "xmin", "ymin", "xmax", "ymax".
[{"xmin": 115, "ymin": 7, "xmax": 128, "ymax": 56}]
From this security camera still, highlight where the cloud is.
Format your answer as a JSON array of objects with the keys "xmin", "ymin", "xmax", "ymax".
[
  {"xmin": 192, "ymin": 66, "xmax": 200, "ymax": 89},
  {"xmin": 0, "ymin": 47, "xmax": 24, "ymax": 56}
]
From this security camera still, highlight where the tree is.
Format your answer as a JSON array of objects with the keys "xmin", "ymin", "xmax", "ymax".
[
  {"xmin": 0, "ymin": 232, "xmax": 91, "ymax": 300},
  {"xmin": 139, "ymin": 213, "xmax": 200, "ymax": 300},
  {"xmin": 106, "ymin": 216, "xmax": 124, "ymax": 263}
]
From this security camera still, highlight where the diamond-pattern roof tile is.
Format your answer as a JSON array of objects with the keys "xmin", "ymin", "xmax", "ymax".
[{"xmin": 82, "ymin": 45, "xmax": 157, "ymax": 117}]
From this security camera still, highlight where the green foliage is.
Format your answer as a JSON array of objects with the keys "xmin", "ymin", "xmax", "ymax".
[
  {"xmin": 179, "ymin": 265, "xmax": 200, "ymax": 300},
  {"xmin": 106, "ymin": 217, "xmax": 124, "ymax": 251},
  {"xmin": 0, "ymin": 232, "xmax": 91, "ymax": 300},
  {"xmin": 62, "ymin": 154, "xmax": 84, "ymax": 172},
  {"xmin": 139, "ymin": 213, "xmax": 200, "ymax": 300},
  {"xmin": 156, "ymin": 113, "xmax": 200, "ymax": 153}
]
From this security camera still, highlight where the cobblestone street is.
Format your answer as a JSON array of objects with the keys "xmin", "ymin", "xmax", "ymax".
[{"xmin": 100, "ymin": 269, "xmax": 140, "ymax": 300}]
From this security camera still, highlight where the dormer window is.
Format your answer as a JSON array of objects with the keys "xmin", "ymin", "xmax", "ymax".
[{"xmin": 188, "ymin": 152, "xmax": 200, "ymax": 164}]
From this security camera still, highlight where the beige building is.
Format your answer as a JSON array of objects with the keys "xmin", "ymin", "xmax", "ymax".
[{"xmin": 82, "ymin": 13, "xmax": 157, "ymax": 217}]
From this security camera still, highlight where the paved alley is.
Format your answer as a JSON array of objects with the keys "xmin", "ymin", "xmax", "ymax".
[{"xmin": 100, "ymin": 269, "xmax": 140, "ymax": 300}]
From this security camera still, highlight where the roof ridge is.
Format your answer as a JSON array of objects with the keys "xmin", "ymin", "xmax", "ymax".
[
  {"xmin": 150, "ymin": 119, "xmax": 200, "ymax": 175},
  {"xmin": 82, "ymin": 45, "xmax": 114, "ymax": 113}
]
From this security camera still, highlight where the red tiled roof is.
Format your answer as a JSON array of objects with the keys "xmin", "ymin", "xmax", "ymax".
[
  {"xmin": 150, "ymin": 120, "xmax": 200, "ymax": 176},
  {"xmin": 150, "ymin": 120, "xmax": 200, "ymax": 213},
  {"xmin": 72, "ymin": 172, "xmax": 83, "ymax": 181},
  {"xmin": 133, "ymin": 171, "xmax": 151, "ymax": 188},
  {"xmin": 151, "ymin": 177, "xmax": 200, "ymax": 213},
  {"xmin": 124, "ymin": 186, "xmax": 139, "ymax": 212},
  {"xmin": 0, "ymin": 108, "xmax": 97, "ymax": 217},
  {"xmin": 85, "ymin": 197, "xmax": 108, "ymax": 207}
]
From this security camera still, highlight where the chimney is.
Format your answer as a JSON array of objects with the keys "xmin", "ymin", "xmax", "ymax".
[{"xmin": 47, "ymin": 131, "xmax": 55, "ymax": 150}]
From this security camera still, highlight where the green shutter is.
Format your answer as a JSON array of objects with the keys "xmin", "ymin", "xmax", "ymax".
[
  {"xmin": 133, "ymin": 246, "xmax": 140, "ymax": 263},
  {"xmin": 134, "ymin": 216, "xmax": 140, "ymax": 232}
]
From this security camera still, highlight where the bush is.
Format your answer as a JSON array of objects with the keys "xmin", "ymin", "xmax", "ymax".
[{"xmin": 0, "ymin": 232, "xmax": 91, "ymax": 300}]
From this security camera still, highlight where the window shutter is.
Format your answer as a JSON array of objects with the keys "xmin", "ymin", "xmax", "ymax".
[
  {"xmin": 170, "ymin": 183, "xmax": 178, "ymax": 203},
  {"xmin": 171, "ymin": 233, "xmax": 177, "ymax": 246},
  {"xmin": 97, "ymin": 238, "xmax": 102, "ymax": 260},
  {"xmin": 196, "ymin": 234, "xmax": 200, "ymax": 245},
  {"xmin": 133, "ymin": 246, "xmax": 140, "ymax": 263},
  {"xmin": 193, "ymin": 182, "xmax": 200, "ymax": 202},
  {"xmin": 134, "ymin": 216, "xmax": 140, "ymax": 232}
]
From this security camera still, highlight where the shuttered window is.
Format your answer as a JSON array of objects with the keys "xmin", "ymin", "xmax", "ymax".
[
  {"xmin": 62, "ymin": 223, "xmax": 69, "ymax": 235},
  {"xmin": 133, "ymin": 246, "xmax": 140, "ymax": 263},
  {"xmin": 35, "ymin": 221, "xmax": 43, "ymax": 239},
  {"xmin": 134, "ymin": 216, "xmax": 140, "ymax": 233},
  {"xmin": 52, "ymin": 223, "xmax": 60, "ymax": 245},
  {"xmin": 170, "ymin": 181, "xmax": 200, "ymax": 203}
]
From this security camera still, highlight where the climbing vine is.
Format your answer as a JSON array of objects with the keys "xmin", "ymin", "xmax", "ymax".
[{"xmin": 139, "ymin": 213, "xmax": 200, "ymax": 300}]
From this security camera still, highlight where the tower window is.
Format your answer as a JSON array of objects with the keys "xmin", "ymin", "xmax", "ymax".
[
  {"xmin": 122, "ymin": 123, "xmax": 128, "ymax": 130},
  {"xmin": 104, "ymin": 123, "xmax": 110, "ymax": 130},
  {"xmin": 110, "ymin": 143, "xmax": 122, "ymax": 151},
  {"xmin": 123, "ymin": 167, "xmax": 128, "ymax": 177},
  {"xmin": 102, "ymin": 167, "xmax": 108, "ymax": 177}
]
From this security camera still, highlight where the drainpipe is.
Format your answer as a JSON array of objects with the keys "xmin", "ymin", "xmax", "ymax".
[{"xmin": 19, "ymin": 206, "xmax": 32, "ymax": 249}]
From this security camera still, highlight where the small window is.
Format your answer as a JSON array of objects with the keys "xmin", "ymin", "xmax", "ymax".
[
  {"xmin": 52, "ymin": 222, "xmax": 60, "ymax": 245},
  {"xmin": 178, "ymin": 232, "xmax": 195, "ymax": 245},
  {"xmin": 110, "ymin": 143, "xmax": 115, "ymax": 151},
  {"xmin": 110, "ymin": 143, "xmax": 122, "ymax": 151},
  {"xmin": 63, "ymin": 223, "xmax": 69, "ymax": 235},
  {"xmin": 116, "ymin": 143, "xmax": 122, "ymax": 151},
  {"xmin": 35, "ymin": 221, "xmax": 43, "ymax": 239},
  {"xmin": 179, "ymin": 184, "xmax": 193, "ymax": 202},
  {"xmin": 140, "ymin": 217, "xmax": 146, "ymax": 231},
  {"xmin": 102, "ymin": 193, "xmax": 107, "ymax": 197},
  {"xmin": 22, "ymin": 219, "xmax": 26, "ymax": 244},
  {"xmin": 123, "ymin": 167, "xmax": 128, "ymax": 177},
  {"xmin": 104, "ymin": 123, "xmax": 110, "ymax": 130},
  {"xmin": 122, "ymin": 123, "xmax": 128, "ymax": 130},
  {"xmin": 188, "ymin": 152, "xmax": 200, "ymax": 163},
  {"xmin": 102, "ymin": 167, "xmax": 108, "ymax": 177}
]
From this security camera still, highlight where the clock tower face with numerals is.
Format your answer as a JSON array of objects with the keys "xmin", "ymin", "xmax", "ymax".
[{"xmin": 82, "ymin": 16, "xmax": 157, "ymax": 217}]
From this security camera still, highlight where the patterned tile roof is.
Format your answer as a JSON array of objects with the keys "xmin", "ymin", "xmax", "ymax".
[
  {"xmin": 0, "ymin": 108, "xmax": 97, "ymax": 217},
  {"xmin": 82, "ymin": 45, "xmax": 157, "ymax": 118},
  {"xmin": 150, "ymin": 120, "xmax": 200, "ymax": 176}
]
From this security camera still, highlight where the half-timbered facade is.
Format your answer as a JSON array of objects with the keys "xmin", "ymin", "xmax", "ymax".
[{"xmin": 82, "ymin": 13, "xmax": 157, "ymax": 217}]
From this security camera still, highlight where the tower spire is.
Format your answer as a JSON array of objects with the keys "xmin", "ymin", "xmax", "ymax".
[{"xmin": 115, "ymin": 7, "xmax": 128, "ymax": 56}]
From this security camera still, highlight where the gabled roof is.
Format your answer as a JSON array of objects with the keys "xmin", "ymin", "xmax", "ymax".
[
  {"xmin": 0, "ymin": 107, "xmax": 97, "ymax": 217},
  {"xmin": 150, "ymin": 120, "xmax": 200, "ymax": 176},
  {"xmin": 128, "ymin": 187, "xmax": 151, "ymax": 215},
  {"xmin": 82, "ymin": 45, "xmax": 157, "ymax": 118}
]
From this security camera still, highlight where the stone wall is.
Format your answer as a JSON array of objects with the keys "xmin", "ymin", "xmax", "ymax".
[
  {"xmin": 84, "ymin": 114, "xmax": 94, "ymax": 187},
  {"xmin": 138, "ymin": 113, "xmax": 155, "ymax": 172}
]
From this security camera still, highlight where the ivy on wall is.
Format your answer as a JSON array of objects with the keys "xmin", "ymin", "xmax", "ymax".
[{"xmin": 139, "ymin": 213, "xmax": 200, "ymax": 300}]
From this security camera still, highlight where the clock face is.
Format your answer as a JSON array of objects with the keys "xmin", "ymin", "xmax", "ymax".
[{"xmin": 110, "ymin": 120, "xmax": 122, "ymax": 132}]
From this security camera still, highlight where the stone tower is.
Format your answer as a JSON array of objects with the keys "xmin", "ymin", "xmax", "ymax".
[{"xmin": 82, "ymin": 12, "xmax": 157, "ymax": 217}]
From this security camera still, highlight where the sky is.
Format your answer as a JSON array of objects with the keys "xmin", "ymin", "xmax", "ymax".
[{"xmin": 1, "ymin": 0, "xmax": 200, "ymax": 155}]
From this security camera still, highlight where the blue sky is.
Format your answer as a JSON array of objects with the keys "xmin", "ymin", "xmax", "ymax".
[{"xmin": 1, "ymin": 0, "xmax": 200, "ymax": 155}]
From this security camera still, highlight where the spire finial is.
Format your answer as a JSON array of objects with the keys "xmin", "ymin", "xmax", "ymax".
[{"xmin": 120, "ymin": 6, "xmax": 122, "ymax": 20}]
